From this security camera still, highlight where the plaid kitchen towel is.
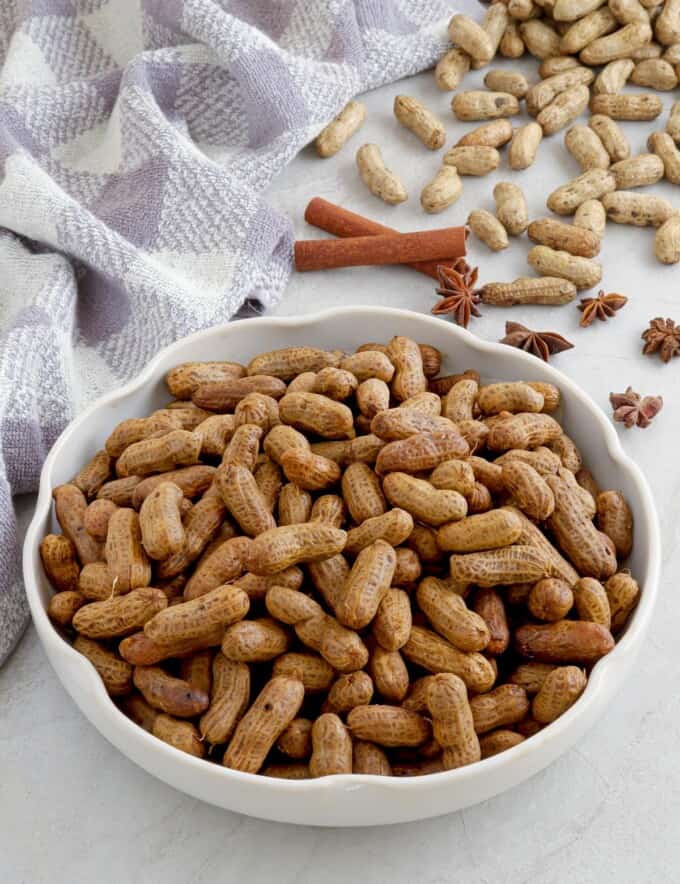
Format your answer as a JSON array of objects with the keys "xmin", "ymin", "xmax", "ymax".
[{"xmin": 0, "ymin": 0, "xmax": 476, "ymax": 664}]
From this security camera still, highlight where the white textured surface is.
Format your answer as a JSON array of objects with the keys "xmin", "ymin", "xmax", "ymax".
[{"xmin": 2, "ymin": 64, "xmax": 680, "ymax": 880}]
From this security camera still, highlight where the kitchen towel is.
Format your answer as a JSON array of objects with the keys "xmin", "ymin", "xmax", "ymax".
[{"xmin": 0, "ymin": 0, "xmax": 471, "ymax": 664}]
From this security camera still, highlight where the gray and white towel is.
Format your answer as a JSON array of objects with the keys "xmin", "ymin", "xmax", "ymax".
[{"xmin": 0, "ymin": 0, "xmax": 470, "ymax": 664}]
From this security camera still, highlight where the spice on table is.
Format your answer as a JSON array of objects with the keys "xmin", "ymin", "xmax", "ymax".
[
  {"xmin": 610, "ymin": 387, "xmax": 664, "ymax": 429},
  {"xmin": 500, "ymin": 321, "xmax": 574, "ymax": 362},
  {"xmin": 431, "ymin": 260, "xmax": 482, "ymax": 328},
  {"xmin": 294, "ymin": 226, "xmax": 468, "ymax": 272},
  {"xmin": 578, "ymin": 291, "xmax": 628, "ymax": 328},
  {"xmin": 303, "ymin": 198, "xmax": 467, "ymax": 279},
  {"xmin": 641, "ymin": 317, "xmax": 680, "ymax": 363}
]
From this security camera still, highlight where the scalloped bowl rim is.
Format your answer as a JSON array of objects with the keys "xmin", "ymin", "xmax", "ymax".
[{"xmin": 23, "ymin": 307, "xmax": 661, "ymax": 825}]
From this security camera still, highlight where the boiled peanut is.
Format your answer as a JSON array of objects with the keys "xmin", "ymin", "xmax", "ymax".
[
  {"xmin": 520, "ymin": 20, "xmax": 562, "ymax": 57},
  {"xmin": 356, "ymin": 144, "xmax": 407, "ymax": 205},
  {"xmin": 335, "ymin": 540, "xmax": 396, "ymax": 630},
  {"xmin": 152, "ymin": 714, "xmax": 203, "ymax": 757},
  {"xmin": 384, "ymin": 472, "xmax": 467, "ymax": 526},
  {"xmin": 606, "ymin": 571, "xmax": 640, "ymax": 632},
  {"xmin": 416, "ymin": 578, "xmax": 490, "ymax": 652},
  {"xmin": 470, "ymin": 684, "xmax": 530, "ymax": 734},
  {"xmin": 402, "ymin": 626, "xmax": 496, "ymax": 692},
  {"xmin": 247, "ymin": 523, "xmax": 346, "ymax": 575},
  {"xmin": 437, "ymin": 508, "xmax": 523, "ymax": 553},
  {"xmin": 427, "ymin": 673, "xmax": 480, "ymax": 770},
  {"xmin": 529, "ymin": 578, "xmax": 575, "ymax": 620},
  {"xmin": 145, "ymin": 583, "xmax": 249, "ymax": 645},
  {"xmin": 345, "ymin": 508, "xmax": 413, "ymax": 556},
  {"xmin": 515, "ymin": 620, "xmax": 615, "ymax": 663},
  {"xmin": 450, "ymin": 546, "xmax": 552, "ymax": 587},
  {"xmin": 53, "ymin": 484, "xmax": 103, "ymax": 565},
  {"xmin": 341, "ymin": 462, "xmax": 386, "ymax": 523},
  {"xmin": 532, "ymin": 666, "xmax": 587, "ymax": 723},
  {"xmin": 597, "ymin": 490, "xmax": 633, "ymax": 557},
  {"xmin": 482, "ymin": 276, "xmax": 577, "ymax": 305},
  {"xmin": 473, "ymin": 588, "xmax": 510, "ymax": 655},
  {"xmin": 40, "ymin": 534, "xmax": 80, "ymax": 592},
  {"xmin": 315, "ymin": 101, "xmax": 367, "ymax": 157},
  {"xmin": 347, "ymin": 705, "xmax": 431, "ymax": 747},
  {"xmin": 216, "ymin": 464, "xmax": 275, "ymax": 537}
]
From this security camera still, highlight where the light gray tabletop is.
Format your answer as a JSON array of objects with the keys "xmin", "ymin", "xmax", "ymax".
[{"xmin": 2, "ymin": 63, "xmax": 679, "ymax": 883}]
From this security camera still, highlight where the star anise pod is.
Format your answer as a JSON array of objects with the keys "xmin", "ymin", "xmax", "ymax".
[
  {"xmin": 610, "ymin": 387, "xmax": 663, "ymax": 429},
  {"xmin": 641, "ymin": 317, "xmax": 680, "ymax": 363},
  {"xmin": 578, "ymin": 290, "xmax": 628, "ymax": 327},
  {"xmin": 432, "ymin": 260, "xmax": 482, "ymax": 328},
  {"xmin": 500, "ymin": 321, "xmax": 574, "ymax": 362}
]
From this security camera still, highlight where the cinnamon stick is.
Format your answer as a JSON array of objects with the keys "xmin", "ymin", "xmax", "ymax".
[
  {"xmin": 304, "ymin": 197, "xmax": 467, "ymax": 278},
  {"xmin": 295, "ymin": 228, "xmax": 468, "ymax": 273}
]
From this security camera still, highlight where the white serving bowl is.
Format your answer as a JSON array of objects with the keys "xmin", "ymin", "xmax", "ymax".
[{"xmin": 23, "ymin": 307, "xmax": 660, "ymax": 827}]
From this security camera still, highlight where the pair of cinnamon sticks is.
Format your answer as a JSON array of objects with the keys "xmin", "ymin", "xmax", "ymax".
[{"xmin": 295, "ymin": 198, "xmax": 467, "ymax": 276}]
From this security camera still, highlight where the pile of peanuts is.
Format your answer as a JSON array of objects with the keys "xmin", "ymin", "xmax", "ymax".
[
  {"xmin": 316, "ymin": 0, "xmax": 680, "ymax": 267},
  {"xmin": 41, "ymin": 339, "xmax": 641, "ymax": 778}
]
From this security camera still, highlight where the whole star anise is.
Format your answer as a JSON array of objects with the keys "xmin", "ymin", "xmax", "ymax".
[
  {"xmin": 500, "ymin": 321, "xmax": 574, "ymax": 362},
  {"xmin": 432, "ymin": 260, "xmax": 482, "ymax": 328},
  {"xmin": 610, "ymin": 387, "xmax": 663, "ymax": 428},
  {"xmin": 641, "ymin": 317, "xmax": 680, "ymax": 363},
  {"xmin": 578, "ymin": 290, "xmax": 628, "ymax": 327}
]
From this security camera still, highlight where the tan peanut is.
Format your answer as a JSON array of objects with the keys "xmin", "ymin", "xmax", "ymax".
[
  {"xmin": 371, "ymin": 407, "xmax": 450, "ymax": 441},
  {"xmin": 273, "ymin": 653, "xmax": 334, "ymax": 694},
  {"xmin": 501, "ymin": 460, "xmax": 555, "ymax": 521},
  {"xmin": 369, "ymin": 645, "xmax": 409, "ymax": 702},
  {"xmin": 527, "ymin": 245, "xmax": 602, "ymax": 290},
  {"xmin": 73, "ymin": 635, "xmax": 133, "ymax": 696},
  {"xmin": 247, "ymin": 347, "xmax": 339, "ymax": 380},
  {"xmin": 345, "ymin": 508, "xmax": 413, "ymax": 556},
  {"xmin": 316, "ymin": 100, "xmax": 367, "ymax": 157},
  {"xmin": 383, "ymin": 472, "xmax": 467, "ymax": 527},
  {"xmin": 529, "ymin": 578, "xmax": 575, "ymax": 621},
  {"xmin": 656, "ymin": 0, "xmax": 680, "ymax": 44},
  {"xmin": 450, "ymin": 546, "xmax": 552, "ymax": 587},
  {"xmin": 655, "ymin": 214, "xmax": 680, "ymax": 264},
  {"xmin": 347, "ymin": 705, "xmax": 431, "ymax": 747},
  {"xmin": 564, "ymin": 125, "xmax": 611, "ymax": 172},
  {"xmin": 105, "ymin": 414, "xmax": 181, "ymax": 458},
  {"xmin": 312, "ymin": 367, "xmax": 358, "ymax": 402},
  {"xmin": 131, "ymin": 465, "xmax": 215, "ymax": 509},
  {"xmin": 484, "ymin": 69, "xmax": 529, "ymax": 98},
  {"xmin": 430, "ymin": 459, "xmax": 476, "ymax": 497},
  {"xmin": 371, "ymin": 588, "xmax": 412, "ymax": 652},
  {"xmin": 115, "ymin": 430, "xmax": 201, "ymax": 478},
  {"xmin": 648, "ymin": 131, "xmax": 680, "ymax": 184},
  {"xmin": 611, "ymin": 153, "xmax": 665, "ymax": 189},
  {"xmin": 559, "ymin": 8, "xmax": 618, "ymax": 54},
  {"xmin": 525, "ymin": 67, "xmax": 594, "ymax": 115},
  {"xmin": 473, "ymin": 588, "xmax": 510, "ymax": 655},
  {"xmin": 417, "ymin": 578, "xmax": 490, "ymax": 652},
  {"xmin": 40, "ymin": 534, "xmax": 80, "ymax": 592},
  {"xmin": 445, "ymin": 146, "xmax": 501, "ymax": 176},
  {"xmin": 247, "ymin": 523, "xmax": 347, "ymax": 576},
  {"xmin": 593, "ymin": 58, "xmax": 635, "ymax": 93},
  {"xmin": 215, "ymin": 464, "xmax": 275, "ymax": 538},
  {"xmin": 198, "ymin": 653, "xmax": 250, "ymax": 744},
  {"xmin": 480, "ymin": 730, "xmax": 525, "ymax": 758},
  {"xmin": 152, "ymin": 714, "xmax": 203, "ymax": 757},
  {"xmin": 590, "ymin": 92, "xmax": 663, "ymax": 120},
  {"xmin": 478, "ymin": 382, "xmax": 543, "ymax": 415},
  {"xmin": 603, "ymin": 190, "xmax": 675, "ymax": 226},
  {"xmin": 277, "ymin": 483, "xmax": 312, "ymax": 526},
  {"xmin": 276, "ymin": 717, "xmax": 312, "ymax": 759},
  {"xmin": 220, "ymin": 423, "xmax": 262, "ymax": 471},
  {"xmin": 537, "ymin": 83, "xmax": 591, "ymax": 135},
  {"xmin": 341, "ymin": 350, "xmax": 395, "ymax": 384},
  {"xmin": 452, "ymin": 91, "xmax": 520, "ymax": 121},
  {"xmin": 184, "ymin": 535, "xmax": 251, "ymax": 600},
  {"xmin": 520, "ymin": 20, "xmax": 562, "ymax": 58},
  {"xmin": 606, "ymin": 571, "xmax": 640, "ymax": 632},
  {"xmin": 488, "ymin": 413, "xmax": 562, "ymax": 451},
  {"xmin": 668, "ymin": 100, "xmax": 680, "ymax": 142},
  {"xmin": 426, "ymin": 674, "xmax": 480, "ymax": 770},
  {"xmin": 83, "ymin": 499, "xmax": 118, "ymax": 542},
  {"xmin": 324, "ymin": 671, "xmax": 374, "ymax": 715},
  {"xmin": 193, "ymin": 375, "xmax": 286, "ymax": 411},
  {"xmin": 508, "ymin": 122, "xmax": 544, "ymax": 169},
  {"xmin": 500, "ymin": 21, "xmax": 525, "ymax": 57},
  {"xmin": 47, "ymin": 590, "xmax": 85, "ymax": 626},
  {"xmin": 573, "ymin": 199, "xmax": 607, "ymax": 239},
  {"xmin": 448, "ymin": 14, "xmax": 495, "ymax": 63},
  {"xmin": 393, "ymin": 95, "xmax": 446, "ymax": 150},
  {"xmin": 253, "ymin": 459, "xmax": 283, "ymax": 513},
  {"xmin": 341, "ymin": 462, "xmax": 386, "ymax": 524},
  {"xmin": 263, "ymin": 424, "xmax": 310, "ymax": 465},
  {"xmin": 138, "ymin": 482, "xmax": 185, "ymax": 561},
  {"xmin": 527, "ymin": 218, "xmax": 601, "ymax": 258},
  {"xmin": 334, "ymin": 539, "xmax": 396, "ymax": 630},
  {"xmin": 194, "ymin": 414, "xmax": 235, "ymax": 458},
  {"xmin": 482, "ymin": 276, "xmax": 577, "ymax": 306},
  {"xmin": 596, "ymin": 490, "xmax": 633, "ymax": 558},
  {"xmin": 145, "ymin": 583, "xmax": 249, "ymax": 646},
  {"xmin": 356, "ymin": 378, "xmax": 390, "ymax": 419},
  {"xmin": 631, "ymin": 57, "xmax": 678, "ymax": 88},
  {"xmin": 165, "ymin": 361, "xmax": 245, "ymax": 398},
  {"xmin": 579, "ymin": 20, "xmax": 652, "ymax": 63},
  {"xmin": 435, "ymin": 47, "xmax": 471, "ymax": 90},
  {"xmin": 376, "ymin": 429, "xmax": 469, "ymax": 475},
  {"xmin": 496, "ymin": 446, "xmax": 562, "ymax": 476},
  {"xmin": 156, "ymin": 494, "xmax": 227, "ymax": 579},
  {"xmin": 279, "ymin": 392, "xmax": 353, "ymax": 439},
  {"xmin": 402, "ymin": 626, "xmax": 496, "ymax": 692},
  {"xmin": 309, "ymin": 713, "xmax": 353, "ymax": 777},
  {"xmin": 468, "ymin": 209, "xmax": 509, "ymax": 251},
  {"xmin": 539, "ymin": 56, "xmax": 581, "ymax": 76},
  {"xmin": 533, "ymin": 666, "xmax": 587, "ymax": 723},
  {"xmin": 356, "ymin": 143, "xmax": 407, "ymax": 205},
  {"xmin": 457, "ymin": 119, "xmax": 514, "ymax": 148},
  {"xmin": 224, "ymin": 677, "xmax": 305, "ymax": 773},
  {"xmin": 546, "ymin": 474, "xmax": 617, "ymax": 579},
  {"xmin": 493, "ymin": 181, "xmax": 529, "ymax": 235},
  {"xmin": 437, "ymin": 508, "xmax": 523, "ymax": 553},
  {"xmin": 279, "ymin": 448, "xmax": 341, "ymax": 492},
  {"xmin": 72, "ymin": 450, "xmax": 113, "ymax": 500},
  {"xmin": 589, "ymin": 114, "xmax": 630, "ymax": 163},
  {"xmin": 469, "ymin": 684, "xmax": 530, "ymax": 735},
  {"xmin": 104, "ymin": 508, "xmax": 151, "ymax": 592},
  {"xmin": 53, "ymin": 484, "xmax": 103, "ymax": 565},
  {"xmin": 97, "ymin": 476, "xmax": 143, "ymax": 507},
  {"xmin": 572, "ymin": 577, "xmax": 611, "ymax": 627},
  {"xmin": 234, "ymin": 394, "xmax": 280, "ymax": 434},
  {"xmin": 547, "ymin": 168, "xmax": 616, "ymax": 215},
  {"xmin": 221, "ymin": 617, "xmax": 290, "ymax": 662},
  {"xmin": 352, "ymin": 741, "xmax": 391, "ymax": 775}
]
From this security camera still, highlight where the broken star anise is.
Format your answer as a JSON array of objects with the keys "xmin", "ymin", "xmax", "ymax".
[
  {"xmin": 641, "ymin": 317, "xmax": 680, "ymax": 363},
  {"xmin": 578, "ymin": 290, "xmax": 628, "ymax": 327},
  {"xmin": 610, "ymin": 387, "xmax": 663, "ymax": 429},
  {"xmin": 500, "ymin": 321, "xmax": 574, "ymax": 362},
  {"xmin": 432, "ymin": 260, "xmax": 482, "ymax": 328}
]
